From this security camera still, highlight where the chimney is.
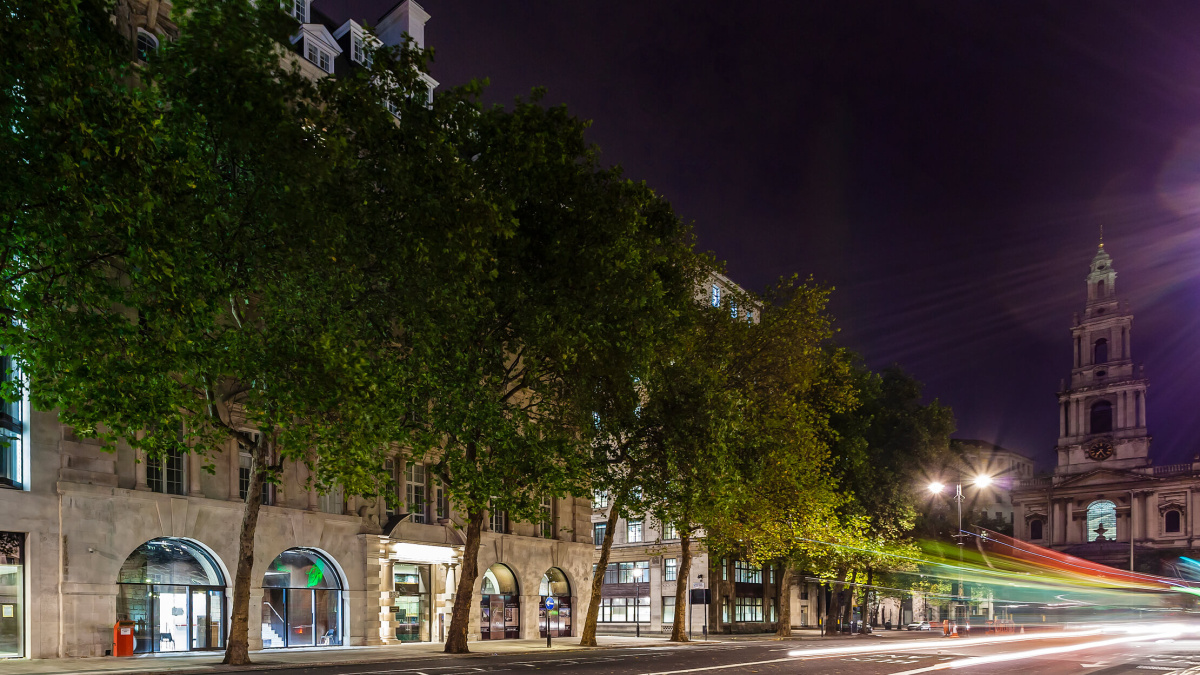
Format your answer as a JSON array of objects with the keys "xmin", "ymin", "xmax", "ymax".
[{"xmin": 376, "ymin": 1, "xmax": 431, "ymax": 50}]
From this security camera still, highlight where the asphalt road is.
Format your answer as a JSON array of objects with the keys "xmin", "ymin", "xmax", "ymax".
[{"xmin": 236, "ymin": 629, "xmax": 1200, "ymax": 675}]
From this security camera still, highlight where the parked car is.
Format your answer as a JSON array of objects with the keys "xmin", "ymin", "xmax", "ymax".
[{"xmin": 906, "ymin": 621, "xmax": 932, "ymax": 631}]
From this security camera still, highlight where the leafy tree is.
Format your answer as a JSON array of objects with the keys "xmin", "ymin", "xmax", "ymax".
[
  {"xmin": 4, "ymin": 0, "xmax": 495, "ymax": 664},
  {"xmin": 417, "ymin": 96, "xmax": 700, "ymax": 654}
]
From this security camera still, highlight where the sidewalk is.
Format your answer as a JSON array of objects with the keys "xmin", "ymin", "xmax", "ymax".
[
  {"xmin": 0, "ymin": 630, "xmax": 941, "ymax": 675},
  {"xmin": 0, "ymin": 636, "xmax": 675, "ymax": 675}
]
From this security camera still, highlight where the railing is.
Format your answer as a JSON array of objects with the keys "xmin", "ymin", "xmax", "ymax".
[
  {"xmin": 1019, "ymin": 477, "xmax": 1051, "ymax": 488},
  {"xmin": 1153, "ymin": 463, "xmax": 1192, "ymax": 477}
]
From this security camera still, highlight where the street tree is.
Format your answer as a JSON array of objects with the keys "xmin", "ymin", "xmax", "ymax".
[
  {"xmin": 3, "ymin": 0, "xmax": 497, "ymax": 664},
  {"xmin": 421, "ymin": 96, "xmax": 700, "ymax": 654}
]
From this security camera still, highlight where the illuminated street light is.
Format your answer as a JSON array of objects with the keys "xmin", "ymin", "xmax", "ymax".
[
  {"xmin": 928, "ymin": 482, "xmax": 945, "ymax": 494},
  {"xmin": 927, "ymin": 473, "xmax": 994, "ymax": 627},
  {"xmin": 973, "ymin": 474, "xmax": 992, "ymax": 488}
]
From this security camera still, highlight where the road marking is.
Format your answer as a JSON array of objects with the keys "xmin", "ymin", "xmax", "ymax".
[
  {"xmin": 641, "ymin": 658, "xmax": 799, "ymax": 674},
  {"xmin": 885, "ymin": 631, "xmax": 1182, "ymax": 674}
]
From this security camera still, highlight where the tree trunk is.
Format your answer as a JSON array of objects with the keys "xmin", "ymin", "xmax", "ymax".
[
  {"xmin": 222, "ymin": 439, "xmax": 269, "ymax": 665},
  {"xmin": 444, "ymin": 508, "xmax": 484, "ymax": 654},
  {"xmin": 860, "ymin": 567, "xmax": 873, "ymax": 633},
  {"xmin": 841, "ymin": 571, "xmax": 855, "ymax": 633},
  {"xmin": 669, "ymin": 530, "xmax": 692, "ymax": 642},
  {"xmin": 817, "ymin": 581, "xmax": 826, "ymax": 636},
  {"xmin": 775, "ymin": 566, "xmax": 792, "ymax": 637},
  {"xmin": 579, "ymin": 493, "xmax": 623, "ymax": 646}
]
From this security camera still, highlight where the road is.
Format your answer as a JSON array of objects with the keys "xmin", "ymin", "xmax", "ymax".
[{"xmin": 241, "ymin": 629, "xmax": 1200, "ymax": 675}]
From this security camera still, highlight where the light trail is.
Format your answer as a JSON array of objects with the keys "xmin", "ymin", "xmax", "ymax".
[{"xmin": 885, "ymin": 629, "xmax": 1183, "ymax": 674}]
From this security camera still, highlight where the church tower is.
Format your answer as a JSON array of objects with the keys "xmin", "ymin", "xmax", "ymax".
[{"xmin": 1055, "ymin": 243, "xmax": 1150, "ymax": 475}]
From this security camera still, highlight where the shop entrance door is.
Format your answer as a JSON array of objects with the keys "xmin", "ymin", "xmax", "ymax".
[{"xmin": 191, "ymin": 589, "xmax": 224, "ymax": 649}]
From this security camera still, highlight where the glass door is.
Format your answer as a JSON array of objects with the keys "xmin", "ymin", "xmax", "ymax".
[
  {"xmin": 190, "ymin": 588, "xmax": 224, "ymax": 649},
  {"xmin": 153, "ymin": 585, "xmax": 189, "ymax": 652}
]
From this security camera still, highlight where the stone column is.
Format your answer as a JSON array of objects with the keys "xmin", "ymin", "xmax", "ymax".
[
  {"xmin": 188, "ymin": 451, "xmax": 203, "ymax": 497},
  {"xmin": 1065, "ymin": 500, "xmax": 1074, "ymax": 544},
  {"xmin": 135, "ymin": 449, "xmax": 149, "ymax": 490},
  {"xmin": 229, "ymin": 444, "xmax": 241, "ymax": 502},
  {"xmin": 1059, "ymin": 403, "xmax": 1066, "ymax": 437}
]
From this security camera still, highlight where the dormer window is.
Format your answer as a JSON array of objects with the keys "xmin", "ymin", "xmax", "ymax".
[
  {"xmin": 288, "ymin": 0, "xmax": 307, "ymax": 23},
  {"xmin": 306, "ymin": 42, "xmax": 332, "ymax": 73},
  {"xmin": 136, "ymin": 29, "xmax": 159, "ymax": 62},
  {"xmin": 352, "ymin": 34, "xmax": 365, "ymax": 64}
]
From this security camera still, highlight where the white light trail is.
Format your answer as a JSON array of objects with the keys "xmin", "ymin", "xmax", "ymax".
[
  {"xmin": 784, "ymin": 629, "xmax": 1100, "ymax": 658},
  {"xmin": 885, "ymin": 629, "xmax": 1182, "ymax": 674}
]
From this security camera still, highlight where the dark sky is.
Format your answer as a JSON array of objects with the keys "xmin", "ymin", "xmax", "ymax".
[{"xmin": 329, "ymin": 1, "xmax": 1200, "ymax": 470}]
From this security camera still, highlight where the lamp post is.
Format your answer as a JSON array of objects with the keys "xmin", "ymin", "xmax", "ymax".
[
  {"xmin": 633, "ymin": 566, "xmax": 643, "ymax": 638},
  {"xmin": 929, "ymin": 474, "xmax": 992, "ymax": 626}
]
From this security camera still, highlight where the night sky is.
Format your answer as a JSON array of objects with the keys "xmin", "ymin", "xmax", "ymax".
[{"xmin": 324, "ymin": 1, "xmax": 1200, "ymax": 470}]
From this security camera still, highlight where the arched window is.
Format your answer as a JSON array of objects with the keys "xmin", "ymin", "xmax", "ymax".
[
  {"xmin": 480, "ymin": 563, "xmax": 520, "ymax": 640},
  {"xmin": 1165, "ymin": 510, "xmax": 1182, "ymax": 534},
  {"xmin": 1093, "ymin": 338, "xmax": 1108, "ymax": 364},
  {"xmin": 261, "ymin": 548, "xmax": 344, "ymax": 648},
  {"xmin": 1086, "ymin": 500, "xmax": 1117, "ymax": 542},
  {"xmin": 539, "ymin": 568, "xmax": 572, "ymax": 638},
  {"xmin": 1090, "ymin": 400, "xmax": 1113, "ymax": 434},
  {"xmin": 116, "ymin": 538, "xmax": 226, "ymax": 653},
  {"xmin": 1097, "ymin": 279, "xmax": 1105, "ymax": 298},
  {"xmin": 1029, "ymin": 519, "xmax": 1044, "ymax": 540},
  {"xmin": 136, "ymin": 29, "xmax": 158, "ymax": 62}
]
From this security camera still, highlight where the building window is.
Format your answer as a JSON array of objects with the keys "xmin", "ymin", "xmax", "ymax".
[
  {"xmin": 238, "ymin": 452, "xmax": 252, "ymax": 501},
  {"xmin": 434, "ymin": 486, "xmax": 447, "ymax": 520},
  {"xmin": 662, "ymin": 522, "xmax": 677, "ymax": 540},
  {"xmin": 1094, "ymin": 338, "xmax": 1108, "ymax": 364},
  {"xmin": 1166, "ymin": 509, "xmax": 1182, "ymax": 534},
  {"xmin": 721, "ymin": 558, "xmax": 727, "ymax": 581},
  {"xmin": 593, "ymin": 522, "xmax": 607, "ymax": 545},
  {"xmin": 662, "ymin": 596, "xmax": 675, "ymax": 624},
  {"xmin": 0, "ymin": 355, "xmax": 25, "ymax": 490},
  {"xmin": 596, "ymin": 597, "xmax": 648, "ymax": 622},
  {"xmin": 1086, "ymin": 500, "xmax": 1117, "ymax": 542},
  {"xmin": 627, "ymin": 520, "xmax": 643, "ymax": 543},
  {"xmin": 592, "ymin": 490, "xmax": 609, "ymax": 508},
  {"xmin": 136, "ymin": 30, "xmax": 158, "ymax": 62},
  {"xmin": 721, "ymin": 598, "xmax": 730, "ymax": 623},
  {"xmin": 769, "ymin": 567, "xmax": 775, "ymax": 584},
  {"xmin": 746, "ymin": 309, "xmax": 754, "ymax": 323},
  {"xmin": 147, "ymin": 448, "xmax": 185, "ymax": 495},
  {"xmin": 730, "ymin": 302, "xmax": 738, "ymax": 319},
  {"xmin": 540, "ymin": 496, "xmax": 554, "ymax": 538},
  {"xmin": 351, "ymin": 34, "xmax": 365, "ymax": 64},
  {"xmin": 406, "ymin": 463, "xmax": 426, "ymax": 523},
  {"xmin": 318, "ymin": 486, "xmax": 343, "ymax": 515},
  {"xmin": 733, "ymin": 561, "xmax": 761, "ymax": 584},
  {"xmin": 489, "ymin": 507, "xmax": 506, "ymax": 534},
  {"xmin": 288, "ymin": 0, "xmax": 306, "ymax": 22},
  {"xmin": 618, "ymin": 561, "xmax": 649, "ymax": 584},
  {"xmin": 1090, "ymin": 400, "xmax": 1113, "ymax": 434},
  {"xmin": 306, "ymin": 41, "xmax": 332, "ymax": 73},
  {"xmin": 711, "ymin": 284, "xmax": 721, "ymax": 307},
  {"xmin": 602, "ymin": 563, "xmax": 619, "ymax": 584},
  {"xmin": 664, "ymin": 558, "xmax": 677, "ymax": 581},
  {"xmin": 735, "ymin": 596, "xmax": 763, "ymax": 622}
]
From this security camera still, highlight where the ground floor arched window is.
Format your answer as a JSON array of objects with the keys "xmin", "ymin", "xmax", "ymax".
[
  {"xmin": 116, "ymin": 538, "xmax": 226, "ymax": 653},
  {"xmin": 539, "ymin": 567, "xmax": 572, "ymax": 637},
  {"xmin": 480, "ymin": 563, "xmax": 520, "ymax": 640},
  {"xmin": 261, "ymin": 548, "xmax": 344, "ymax": 648}
]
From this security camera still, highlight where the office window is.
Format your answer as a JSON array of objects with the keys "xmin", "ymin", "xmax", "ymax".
[
  {"xmin": 540, "ymin": 496, "xmax": 554, "ymax": 538},
  {"xmin": 664, "ymin": 558, "xmax": 677, "ymax": 581},
  {"xmin": 593, "ymin": 522, "xmax": 607, "ymax": 545},
  {"xmin": 489, "ymin": 507, "xmax": 506, "ymax": 534},
  {"xmin": 618, "ymin": 561, "xmax": 649, "ymax": 584},
  {"xmin": 735, "ymin": 596, "xmax": 763, "ymax": 622},
  {"xmin": 734, "ymin": 560, "xmax": 761, "ymax": 584},
  {"xmin": 721, "ymin": 598, "xmax": 729, "ymax": 623},
  {"xmin": 711, "ymin": 284, "xmax": 721, "ymax": 307},
  {"xmin": 434, "ymin": 486, "xmax": 448, "ymax": 520},
  {"xmin": 769, "ymin": 567, "xmax": 775, "ymax": 584},
  {"xmin": 663, "ymin": 596, "xmax": 675, "ymax": 624},
  {"xmin": 597, "ymin": 596, "xmax": 649, "ymax": 623},
  {"xmin": 238, "ymin": 452, "xmax": 251, "ymax": 501},
  {"xmin": 602, "ymin": 563, "xmax": 619, "ymax": 585},
  {"xmin": 662, "ymin": 522, "xmax": 677, "ymax": 540},
  {"xmin": 721, "ymin": 558, "xmax": 727, "ymax": 581},
  {"xmin": 318, "ymin": 486, "xmax": 343, "ymax": 515},
  {"xmin": 147, "ymin": 448, "xmax": 184, "ymax": 495},
  {"xmin": 406, "ymin": 463, "xmax": 426, "ymax": 523},
  {"xmin": 351, "ymin": 34, "xmax": 365, "ymax": 64},
  {"xmin": 592, "ymin": 490, "xmax": 609, "ymax": 508},
  {"xmin": 627, "ymin": 520, "xmax": 643, "ymax": 543},
  {"xmin": 288, "ymin": 0, "xmax": 306, "ymax": 22},
  {"xmin": 0, "ymin": 355, "xmax": 24, "ymax": 490},
  {"xmin": 730, "ymin": 302, "xmax": 738, "ymax": 319}
]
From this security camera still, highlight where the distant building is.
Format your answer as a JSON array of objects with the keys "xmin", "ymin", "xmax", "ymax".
[{"xmin": 1012, "ymin": 243, "xmax": 1200, "ymax": 571}]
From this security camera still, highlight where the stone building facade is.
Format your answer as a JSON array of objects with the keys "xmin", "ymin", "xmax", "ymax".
[
  {"xmin": 0, "ymin": 0, "xmax": 597, "ymax": 660},
  {"xmin": 1012, "ymin": 243, "xmax": 1200, "ymax": 570}
]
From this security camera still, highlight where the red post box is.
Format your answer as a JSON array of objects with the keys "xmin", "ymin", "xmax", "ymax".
[{"xmin": 113, "ymin": 621, "xmax": 135, "ymax": 657}]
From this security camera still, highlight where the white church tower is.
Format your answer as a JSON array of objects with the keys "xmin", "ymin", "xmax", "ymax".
[{"xmin": 1054, "ymin": 242, "xmax": 1151, "ymax": 475}]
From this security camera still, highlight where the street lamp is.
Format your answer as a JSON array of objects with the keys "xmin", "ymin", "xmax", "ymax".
[
  {"xmin": 633, "ymin": 566, "xmax": 644, "ymax": 638},
  {"xmin": 928, "ymin": 474, "xmax": 993, "ymax": 627}
]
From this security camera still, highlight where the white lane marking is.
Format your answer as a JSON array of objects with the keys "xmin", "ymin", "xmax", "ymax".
[
  {"xmin": 885, "ymin": 631, "xmax": 1182, "ymax": 675},
  {"xmin": 641, "ymin": 657, "xmax": 800, "ymax": 674}
]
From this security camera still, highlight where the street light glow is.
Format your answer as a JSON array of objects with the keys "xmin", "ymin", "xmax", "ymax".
[
  {"xmin": 974, "ymin": 474, "xmax": 993, "ymax": 488},
  {"xmin": 928, "ymin": 482, "xmax": 945, "ymax": 494}
]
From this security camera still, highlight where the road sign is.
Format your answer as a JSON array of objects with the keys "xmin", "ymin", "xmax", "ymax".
[{"xmin": 544, "ymin": 597, "xmax": 556, "ymax": 611}]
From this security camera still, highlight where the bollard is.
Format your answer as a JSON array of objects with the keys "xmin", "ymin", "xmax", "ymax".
[{"xmin": 547, "ymin": 633, "xmax": 552, "ymax": 648}]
